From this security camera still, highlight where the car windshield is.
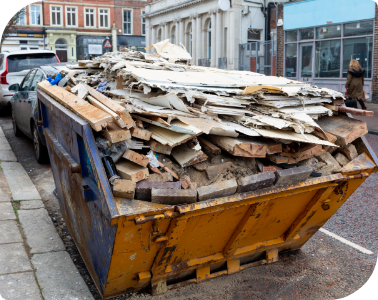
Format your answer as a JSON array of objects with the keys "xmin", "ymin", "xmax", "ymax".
[
  {"xmin": 40, "ymin": 65, "xmax": 70, "ymax": 78},
  {"xmin": 7, "ymin": 53, "xmax": 58, "ymax": 73}
]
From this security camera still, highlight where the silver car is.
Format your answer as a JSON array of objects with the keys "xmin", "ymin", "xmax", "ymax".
[{"xmin": 9, "ymin": 63, "xmax": 69, "ymax": 164}]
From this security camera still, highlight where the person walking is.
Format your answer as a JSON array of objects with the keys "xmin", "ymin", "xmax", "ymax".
[{"xmin": 345, "ymin": 59, "xmax": 367, "ymax": 110}]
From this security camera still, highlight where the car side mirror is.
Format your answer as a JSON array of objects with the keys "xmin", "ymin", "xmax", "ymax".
[{"xmin": 8, "ymin": 84, "xmax": 20, "ymax": 92}]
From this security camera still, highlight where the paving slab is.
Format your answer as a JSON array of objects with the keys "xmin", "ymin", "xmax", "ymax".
[
  {"xmin": 18, "ymin": 208, "xmax": 65, "ymax": 254},
  {"xmin": 0, "ymin": 243, "xmax": 32, "ymax": 274},
  {"xmin": 0, "ymin": 272, "xmax": 42, "ymax": 300},
  {"xmin": 0, "ymin": 188, "xmax": 11, "ymax": 202},
  {"xmin": 0, "ymin": 202, "xmax": 16, "ymax": 221},
  {"xmin": 32, "ymin": 251, "xmax": 94, "ymax": 300},
  {"xmin": 20, "ymin": 199, "xmax": 45, "ymax": 210},
  {"xmin": 1, "ymin": 162, "xmax": 41, "ymax": 200},
  {"xmin": 0, "ymin": 137, "xmax": 11, "ymax": 151},
  {"xmin": 0, "ymin": 150, "xmax": 17, "ymax": 162},
  {"xmin": 0, "ymin": 220, "xmax": 22, "ymax": 244}
]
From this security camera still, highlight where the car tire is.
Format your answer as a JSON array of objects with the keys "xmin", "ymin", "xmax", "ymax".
[
  {"xmin": 12, "ymin": 106, "xmax": 22, "ymax": 137},
  {"xmin": 33, "ymin": 124, "xmax": 49, "ymax": 164}
]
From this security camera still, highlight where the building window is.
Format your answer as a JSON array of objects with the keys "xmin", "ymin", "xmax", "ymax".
[
  {"xmin": 141, "ymin": 11, "xmax": 145, "ymax": 36},
  {"xmin": 157, "ymin": 29, "xmax": 162, "ymax": 42},
  {"xmin": 207, "ymin": 21, "xmax": 211, "ymax": 59},
  {"xmin": 189, "ymin": 24, "xmax": 193, "ymax": 56},
  {"xmin": 285, "ymin": 44, "xmax": 297, "ymax": 78},
  {"xmin": 344, "ymin": 21, "xmax": 374, "ymax": 37},
  {"xmin": 99, "ymin": 9, "xmax": 109, "ymax": 28},
  {"xmin": 66, "ymin": 7, "xmax": 77, "ymax": 27},
  {"xmin": 85, "ymin": 8, "xmax": 95, "ymax": 27},
  {"xmin": 299, "ymin": 28, "xmax": 314, "ymax": 40},
  {"xmin": 285, "ymin": 30, "xmax": 297, "ymax": 42},
  {"xmin": 170, "ymin": 26, "xmax": 176, "ymax": 44},
  {"xmin": 343, "ymin": 37, "xmax": 373, "ymax": 78},
  {"xmin": 30, "ymin": 5, "xmax": 41, "ymax": 26},
  {"xmin": 123, "ymin": 10, "xmax": 132, "ymax": 35},
  {"xmin": 315, "ymin": 40, "xmax": 341, "ymax": 78},
  {"xmin": 316, "ymin": 25, "xmax": 341, "ymax": 39},
  {"xmin": 51, "ymin": 6, "xmax": 62, "ymax": 26}
]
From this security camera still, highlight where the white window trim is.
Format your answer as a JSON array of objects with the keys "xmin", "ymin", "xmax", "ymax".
[
  {"xmin": 98, "ymin": 8, "xmax": 110, "ymax": 29},
  {"xmin": 50, "ymin": 5, "xmax": 63, "ymax": 27},
  {"xmin": 141, "ymin": 10, "xmax": 145, "ymax": 36},
  {"xmin": 84, "ymin": 7, "xmax": 97, "ymax": 28},
  {"xmin": 123, "ymin": 8, "xmax": 133, "ymax": 35},
  {"xmin": 65, "ymin": 6, "xmax": 78, "ymax": 28},
  {"xmin": 29, "ymin": 4, "xmax": 43, "ymax": 26}
]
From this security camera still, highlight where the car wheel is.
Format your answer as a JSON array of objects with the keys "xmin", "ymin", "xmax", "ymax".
[
  {"xmin": 33, "ymin": 124, "xmax": 49, "ymax": 164},
  {"xmin": 12, "ymin": 107, "xmax": 22, "ymax": 137}
]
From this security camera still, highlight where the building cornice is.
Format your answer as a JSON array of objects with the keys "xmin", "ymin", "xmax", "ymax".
[{"xmin": 143, "ymin": 0, "xmax": 213, "ymax": 18}]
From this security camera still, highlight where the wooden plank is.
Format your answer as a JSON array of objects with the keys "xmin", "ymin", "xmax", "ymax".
[
  {"xmin": 102, "ymin": 122, "xmax": 131, "ymax": 144},
  {"xmin": 148, "ymin": 125, "xmax": 198, "ymax": 147},
  {"xmin": 281, "ymin": 144, "xmax": 326, "ymax": 160},
  {"xmin": 312, "ymin": 129, "xmax": 337, "ymax": 144},
  {"xmin": 149, "ymin": 140, "xmax": 172, "ymax": 155},
  {"xmin": 130, "ymin": 127, "xmax": 152, "ymax": 141},
  {"xmin": 197, "ymin": 179, "xmax": 238, "ymax": 201},
  {"xmin": 70, "ymin": 84, "xmax": 89, "ymax": 99},
  {"xmin": 87, "ymin": 95, "xmax": 126, "ymax": 128},
  {"xmin": 38, "ymin": 80, "xmax": 112, "ymax": 132},
  {"xmin": 316, "ymin": 115, "xmax": 368, "ymax": 146},
  {"xmin": 84, "ymin": 84, "xmax": 135, "ymax": 128},
  {"xmin": 158, "ymin": 161, "xmax": 179, "ymax": 180},
  {"xmin": 210, "ymin": 136, "xmax": 267, "ymax": 158},
  {"xmin": 113, "ymin": 179, "xmax": 136, "ymax": 199},
  {"xmin": 122, "ymin": 149, "xmax": 149, "ymax": 167},
  {"xmin": 171, "ymin": 144, "xmax": 208, "ymax": 167},
  {"xmin": 325, "ymin": 104, "xmax": 374, "ymax": 117},
  {"xmin": 198, "ymin": 137, "xmax": 221, "ymax": 154},
  {"xmin": 116, "ymin": 160, "xmax": 149, "ymax": 182}
]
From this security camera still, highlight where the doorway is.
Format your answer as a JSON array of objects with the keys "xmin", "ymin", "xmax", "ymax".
[
  {"xmin": 299, "ymin": 43, "xmax": 313, "ymax": 82},
  {"xmin": 55, "ymin": 38, "xmax": 68, "ymax": 62}
]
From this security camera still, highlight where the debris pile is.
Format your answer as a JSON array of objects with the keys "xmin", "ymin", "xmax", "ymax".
[{"xmin": 38, "ymin": 40, "xmax": 373, "ymax": 205}]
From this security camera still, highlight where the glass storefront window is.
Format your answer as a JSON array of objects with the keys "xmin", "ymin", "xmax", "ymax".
[
  {"xmin": 342, "ymin": 37, "xmax": 373, "ymax": 78},
  {"xmin": 300, "ymin": 28, "xmax": 314, "ymax": 40},
  {"xmin": 315, "ymin": 40, "xmax": 341, "ymax": 78},
  {"xmin": 285, "ymin": 44, "xmax": 297, "ymax": 77},
  {"xmin": 286, "ymin": 30, "xmax": 297, "ymax": 42},
  {"xmin": 344, "ymin": 21, "xmax": 374, "ymax": 37},
  {"xmin": 316, "ymin": 25, "xmax": 341, "ymax": 39}
]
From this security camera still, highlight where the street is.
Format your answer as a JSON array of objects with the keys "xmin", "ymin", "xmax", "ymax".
[{"xmin": 0, "ymin": 114, "xmax": 376, "ymax": 300}]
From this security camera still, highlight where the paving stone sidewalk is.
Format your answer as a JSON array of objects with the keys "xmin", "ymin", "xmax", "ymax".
[{"xmin": 0, "ymin": 126, "xmax": 94, "ymax": 300}]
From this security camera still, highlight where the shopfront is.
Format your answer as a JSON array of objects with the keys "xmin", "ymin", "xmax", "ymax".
[
  {"xmin": 76, "ymin": 35, "xmax": 113, "ymax": 61},
  {"xmin": 283, "ymin": 0, "xmax": 376, "ymax": 98}
]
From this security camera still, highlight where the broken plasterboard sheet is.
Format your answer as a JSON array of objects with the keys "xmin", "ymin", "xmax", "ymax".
[
  {"xmin": 243, "ymin": 86, "xmax": 284, "ymax": 95},
  {"xmin": 139, "ymin": 92, "xmax": 190, "ymax": 113},
  {"xmin": 148, "ymin": 124, "xmax": 201, "ymax": 147},
  {"xmin": 148, "ymin": 39, "xmax": 192, "ymax": 62},
  {"xmin": 254, "ymin": 128, "xmax": 337, "ymax": 147},
  {"xmin": 278, "ymin": 105, "xmax": 333, "ymax": 116},
  {"xmin": 256, "ymin": 98, "xmax": 332, "ymax": 108},
  {"xmin": 177, "ymin": 116, "xmax": 238, "ymax": 137},
  {"xmin": 222, "ymin": 120, "xmax": 261, "ymax": 137}
]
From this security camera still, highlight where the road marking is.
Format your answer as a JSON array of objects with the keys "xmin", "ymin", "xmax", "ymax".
[{"xmin": 319, "ymin": 228, "xmax": 374, "ymax": 255}]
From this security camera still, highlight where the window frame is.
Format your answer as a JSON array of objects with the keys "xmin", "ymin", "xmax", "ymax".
[
  {"xmin": 141, "ymin": 11, "xmax": 146, "ymax": 36},
  {"xmin": 98, "ymin": 8, "xmax": 110, "ymax": 29},
  {"xmin": 16, "ymin": 10, "xmax": 26, "ymax": 25},
  {"xmin": 65, "ymin": 6, "xmax": 78, "ymax": 28},
  {"xmin": 50, "ymin": 5, "xmax": 63, "ymax": 27},
  {"xmin": 283, "ymin": 18, "xmax": 375, "ymax": 80},
  {"xmin": 29, "ymin": 4, "xmax": 43, "ymax": 26},
  {"xmin": 123, "ymin": 9, "xmax": 133, "ymax": 35},
  {"xmin": 84, "ymin": 7, "xmax": 96, "ymax": 28}
]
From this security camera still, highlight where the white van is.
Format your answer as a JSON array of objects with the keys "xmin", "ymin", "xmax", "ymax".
[{"xmin": 0, "ymin": 50, "xmax": 59, "ymax": 109}]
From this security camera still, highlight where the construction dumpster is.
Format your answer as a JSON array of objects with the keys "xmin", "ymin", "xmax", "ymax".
[{"xmin": 38, "ymin": 89, "xmax": 378, "ymax": 299}]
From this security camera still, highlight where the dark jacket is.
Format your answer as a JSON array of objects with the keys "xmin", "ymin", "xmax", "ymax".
[{"xmin": 345, "ymin": 68, "xmax": 365, "ymax": 100}]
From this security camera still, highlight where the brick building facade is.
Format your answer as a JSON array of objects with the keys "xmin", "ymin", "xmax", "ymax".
[{"xmin": 3, "ymin": 0, "xmax": 150, "ymax": 62}]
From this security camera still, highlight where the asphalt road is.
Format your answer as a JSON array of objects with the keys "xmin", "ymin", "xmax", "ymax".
[{"xmin": 0, "ymin": 114, "xmax": 377, "ymax": 300}]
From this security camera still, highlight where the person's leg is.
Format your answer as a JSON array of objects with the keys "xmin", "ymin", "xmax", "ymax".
[{"xmin": 357, "ymin": 99, "xmax": 367, "ymax": 110}]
